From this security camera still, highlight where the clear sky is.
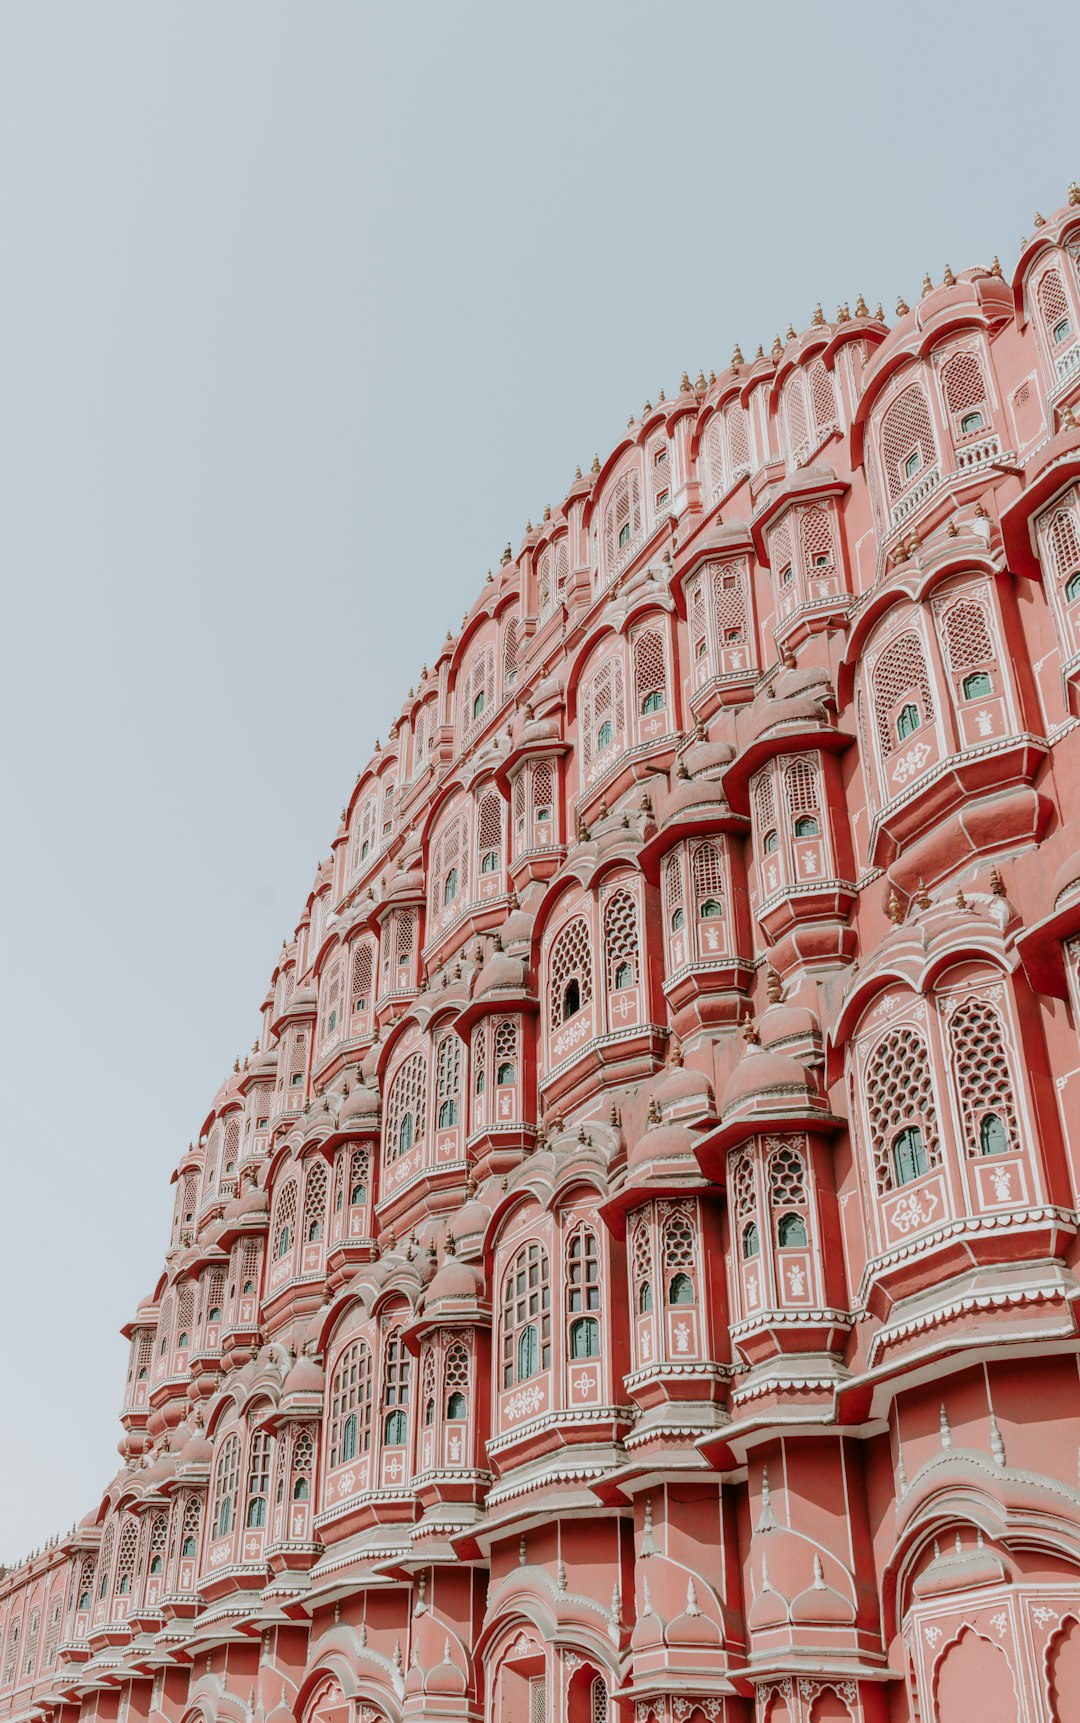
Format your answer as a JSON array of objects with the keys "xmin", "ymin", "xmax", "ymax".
[{"xmin": 1, "ymin": 0, "xmax": 1076, "ymax": 1559}]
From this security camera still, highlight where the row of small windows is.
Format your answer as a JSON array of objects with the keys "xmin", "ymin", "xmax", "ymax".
[
  {"xmin": 741, "ymin": 1211, "xmax": 809, "ymax": 1258},
  {"xmin": 888, "ymin": 1111, "xmax": 1008, "ymax": 1186}
]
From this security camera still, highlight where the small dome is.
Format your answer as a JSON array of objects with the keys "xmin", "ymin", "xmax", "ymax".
[
  {"xmin": 282, "ymin": 1352, "xmax": 325, "ymax": 1399},
  {"xmin": 758, "ymin": 1001, "xmax": 822, "ymax": 1055},
  {"xmin": 235, "ymin": 1181, "xmax": 269, "ymax": 1218},
  {"xmin": 428, "ymin": 1254, "xmax": 484, "ymax": 1304},
  {"xmin": 665, "ymin": 1580, "xmax": 722, "ymax": 1647},
  {"xmin": 501, "ymin": 907, "xmax": 535, "ymax": 948},
  {"xmin": 1052, "ymin": 845, "xmax": 1080, "ymax": 909},
  {"xmin": 720, "ymin": 1044, "xmax": 817, "ymax": 1118},
  {"xmin": 340, "ymin": 1080, "xmax": 380, "ymax": 1126},
  {"xmin": 790, "ymin": 1555, "xmax": 856, "ymax": 1626},
  {"xmin": 473, "ymin": 950, "xmax": 528, "ymax": 999},
  {"xmin": 746, "ymin": 1576, "xmax": 789, "ymax": 1632},
  {"xmin": 650, "ymin": 1056, "xmax": 714, "ymax": 1120},
  {"xmin": 449, "ymin": 1187, "xmax": 492, "ymax": 1247},
  {"xmin": 628, "ymin": 1118, "xmax": 699, "ymax": 1175},
  {"xmin": 746, "ymin": 689, "xmax": 828, "ymax": 745}
]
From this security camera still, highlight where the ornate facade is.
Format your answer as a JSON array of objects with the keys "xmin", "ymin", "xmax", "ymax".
[{"xmin": 11, "ymin": 191, "xmax": 1080, "ymax": 1723}]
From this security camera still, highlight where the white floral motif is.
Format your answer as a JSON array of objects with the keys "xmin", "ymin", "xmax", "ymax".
[
  {"xmin": 1032, "ymin": 1605, "xmax": 1059, "ymax": 1628},
  {"xmin": 976, "ymin": 708, "xmax": 994, "ymax": 736},
  {"xmin": 990, "ymin": 1610, "xmax": 1008, "ymax": 1637},
  {"xmin": 674, "ymin": 1321, "xmax": 691, "ymax": 1354},
  {"xmin": 924, "ymin": 1624, "xmax": 942, "ymax": 1646},
  {"xmin": 335, "ymin": 1468, "xmax": 356, "ymax": 1499},
  {"xmin": 990, "ymin": 1166, "xmax": 1012, "ymax": 1202},
  {"xmin": 893, "ymin": 739, "xmax": 932, "ymax": 784},
  {"xmin": 503, "ymin": 1385, "xmax": 545, "ymax": 1422},
  {"xmin": 888, "ymin": 1186, "xmax": 939, "ymax": 1234}
]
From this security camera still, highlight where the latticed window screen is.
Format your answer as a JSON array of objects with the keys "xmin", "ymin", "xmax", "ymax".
[
  {"xmin": 784, "ymin": 372, "xmax": 810, "ymax": 460},
  {"xmin": 477, "ymin": 791, "xmax": 502, "ymax": 871},
  {"xmin": 691, "ymin": 841, "xmax": 724, "ymax": 917},
  {"xmin": 703, "ymin": 413, "xmax": 726, "ymax": 499},
  {"xmin": 548, "ymin": 916, "xmax": 594, "ymax": 1029},
  {"xmin": 1037, "ymin": 268, "xmax": 1071, "ymax": 338},
  {"xmin": 770, "ymin": 517, "xmax": 794, "ymax": 580},
  {"xmin": 537, "ymin": 546, "xmax": 553, "ymax": 617},
  {"xmin": 661, "ymin": 1205, "xmax": 697, "ymax": 1272},
  {"xmin": 752, "ymin": 766, "xmax": 776, "ymax": 838},
  {"xmin": 946, "ymin": 996, "xmax": 1019, "ymax": 1156},
  {"xmin": 382, "ymin": 1329, "xmax": 411, "ymax": 1421},
  {"xmin": 941, "ymin": 351, "xmax": 989, "ymax": 421},
  {"xmin": 501, "ymin": 1241, "xmax": 551, "ymax": 1387},
  {"xmin": 180, "ymin": 1493, "xmax": 202, "ymax": 1561},
  {"xmin": 444, "ymin": 1338, "xmax": 469, "ymax": 1409},
  {"xmin": 23, "ymin": 1610, "xmax": 38, "ymax": 1678},
  {"xmin": 590, "ymin": 1676, "xmax": 609, "ymax": 1722},
  {"xmin": 603, "ymin": 889, "xmax": 639, "ymax": 989},
  {"xmin": 75, "ymin": 1553, "xmax": 96, "ymax": 1611},
  {"xmin": 808, "ymin": 359, "xmax": 837, "ymax": 438},
  {"xmin": 567, "ymin": 1225, "xmax": 601, "ymax": 1316},
  {"xmin": 43, "ymin": 1598, "xmax": 61, "ymax": 1669},
  {"xmin": 648, "ymin": 436, "xmax": 670, "ymax": 508},
  {"xmin": 553, "ymin": 539, "xmax": 568, "ymax": 605},
  {"xmin": 865, "ymin": 1027, "xmax": 941, "ymax": 1193},
  {"xmin": 380, "ymin": 778, "xmax": 396, "ymax": 838},
  {"xmin": 632, "ymin": 626, "xmax": 667, "ymax": 718},
  {"xmin": 435, "ymin": 1033, "xmax": 462, "ymax": 1125},
  {"xmin": 431, "ymin": 808, "xmax": 470, "ymax": 921},
  {"xmin": 157, "ymin": 1296, "xmax": 172, "ymax": 1360},
  {"xmin": 460, "ymin": 645, "xmax": 495, "ymax": 743},
  {"xmin": 710, "ymin": 559, "xmax": 750, "ymax": 655},
  {"xmin": 289, "ymin": 1029, "xmax": 308, "ymax": 1091},
  {"xmin": 271, "ymin": 1179, "xmax": 297, "ymax": 1258},
  {"xmin": 581, "ymin": 656, "xmax": 626, "ymax": 777},
  {"xmin": 98, "ymin": 1524, "xmax": 116, "ymax": 1598},
  {"xmin": 348, "ymin": 1145, "xmax": 370, "ymax": 1207},
  {"xmin": 239, "ymin": 1239, "xmax": 261, "ymax": 1298},
  {"xmin": 629, "ymin": 1213, "xmax": 653, "ymax": 1299},
  {"xmin": 663, "ymin": 851, "xmax": 685, "ymax": 930},
  {"xmin": 871, "ymin": 631, "xmax": 936, "ymax": 757},
  {"xmin": 329, "ymin": 1341, "xmax": 373, "ymax": 1463},
  {"xmin": 503, "ymin": 616, "xmax": 519, "ymax": 688},
  {"xmin": 115, "ymin": 1519, "xmax": 138, "ymax": 1599},
  {"xmin": 351, "ymin": 940, "xmax": 374, "ymax": 1014},
  {"xmin": 1048, "ymin": 508, "xmax": 1080, "ymax": 584},
  {"xmin": 730, "ymin": 1150, "xmax": 757, "ymax": 1222},
  {"xmin": 202, "ymin": 1268, "xmax": 225, "ymax": 1337},
  {"xmin": 318, "ymin": 958, "xmax": 344, "ymax": 1048},
  {"xmin": 175, "ymin": 1286, "xmax": 194, "ymax": 1350},
  {"xmin": 392, "ymin": 909, "xmax": 415, "ymax": 973},
  {"xmin": 212, "ymin": 1437, "xmax": 241, "ymax": 1538},
  {"xmin": 222, "ymin": 1115, "xmax": 239, "ymax": 1177},
  {"xmin": 385, "ymin": 1051, "xmax": 427, "ymax": 1161},
  {"xmin": 494, "ymin": 1016, "xmax": 518, "ymax": 1083},
  {"xmin": 291, "ymin": 1425, "xmax": 314, "ymax": 1502},
  {"xmin": 689, "ymin": 580, "xmax": 708, "ymax": 663},
  {"xmin": 603, "ymin": 468, "xmax": 642, "ymax": 568},
  {"xmin": 2, "ymin": 1617, "xmax": 20, "ymax": 1683},
  {"xmin": 768, "ymin": 1143, "xmax": 807, "ymax": 1206},
  {"xmin": 726, "ymin": 400, "xmax": 750, "ymax": 472},
  {"xmin": 471, "ymin": 1022, "xmax": 486, "ymax": 1095},
  {"xmin": 937, "ymin": 596, "xmax": 996, "ymax": 673},
  {"xmin": 532, "ymin": 759, "xmax": 554, "ymax": 819},
  {"xmin": 880, "ymin": 383, "xmax": 938, "ymax": 501},
  {"xmin": 799, "ymin": 506, "xmax": 835, "ymax": 574},
  {"xmin": 302, "ymin": 1163, "xmax": 328, "ymax": 1245},
  {"xmin": 530, "ymin": 1678, "xmax": 547, "ymax": 1723},
  {"xmin": 784, "ymin": 757, "xmax": 821, "ymax": 821}
]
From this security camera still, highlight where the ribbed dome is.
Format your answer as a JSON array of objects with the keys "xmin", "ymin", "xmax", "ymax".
[
  {"xmin": 282, "ymin": 1352, "xmax": 325, "ymax": 1398},
  {"xmin": 720, "ymin": 1044, "xmax": 817, "ymax": 1116},
  {"xmin": 628, "ymin": 1119, "xmax": 699, "ymax": 1174},
  {"xmin": 473, "ymin": 950, "xmax": 528, "ymax": 998},
  {"xmin": 428, "ymin": 1254, "xmax": 484, "ymax": 1303},
  {"xmin": 340, "ymin": 1079, "xmax": 380, "ymax": 1126},
  {"xmin": 790, "ymin": 1554, "xmax": 856, "ymax": 1625},
  {"xmin": 758, "ymin": 1001, "xmax": 821, "ymax": 1053}
]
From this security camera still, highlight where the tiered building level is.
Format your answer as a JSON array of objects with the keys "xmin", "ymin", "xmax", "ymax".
[{"xmin": 10, "ymin": 192, "xmax": 1080, "ymax": 1723}]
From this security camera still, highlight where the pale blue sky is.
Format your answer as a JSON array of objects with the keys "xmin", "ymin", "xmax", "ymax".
[{"xmin": 1, "ymin": 1, "xmax": 1076, "ymax": 1557}]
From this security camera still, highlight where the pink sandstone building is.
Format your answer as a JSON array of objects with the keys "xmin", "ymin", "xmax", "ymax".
[{"xmin": 11, "ymin": 189, "xmax": 1080, "ymax": 1723}]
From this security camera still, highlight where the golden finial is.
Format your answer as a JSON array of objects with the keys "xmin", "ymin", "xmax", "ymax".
[
  {"xmin": 907, "ymin": 525, "xmax": 922, "ymax": 552},
  {"xmin": 781, "ymin": 643, "xmax": 795, "ymax": 669},
  {"xmin": 1034, "ymin": 211, "xmax": 1046, "ymax": 227},
  {"xmin": 915, "ymin": 880, "xmax": 931, "ymax": 910},
  {"xmin": 887, "ymin": 889, "xmax": 903, "ymax": 925},
  {"xmin": 658, "ymin": 386, "xmax": 666, "ymax": 402},
  {"xmin": 695, "ymin": 369, "xmax": 707, "ymax": 390},
  {"xmin": 543, "ymin": 502, "xmax": 551, "ymax": 521},
  {"xmin": 812, "ymin": 303, "xmax": 824, "ymax": 327},
  {"xmin": 574, "ymin": 464, "xmax": 582, "ymax": 480},
  {"xmin": 1070, "ymin": 182, "xmax": 1080, "ymax": 208},
  {"xmin": 875, "ymin": 303, "xmax": 884, "ymax": 322},
  {"xmin": 786, "ymin": 323, "xmax": 797, "ymax": 342},
  {"xmin": 990, "ymin": 255, "xmax": 1003, "ymax": 277},
  {"xmin": 755, "ymin": 344, "xmax": 765, "ymax": 361},
  {"xmin": 947, "ymin": 519, "xmax": 959, "ymax": 537},
  {"xmin": 896, "ymin": 294, "xmax": 910, "ymax": 316},
  {"xmin": 855, "ymin": 291, "xmax": 868, "ymax": 318},
  {"xmin": 766, "ymin": 968, "xmax": 782, "ymax": 1004},
  {"xmin": 524, "ymin": 520, "xmax": 532, "ymax": 534},
  {"xmin": 732, "ymin": 342, "xmax": 744, "ymax": 368},
  {"xmin": 501, "ymin": 542, "xmax": 512, "ymax": 565},
  {"xmin": 771, "ymin": 334, "xmax": 783, "ymax": 360},
  {"xmin": 1061, "ymin": 403, "xmax": 1078, "ymax": 431},
  {"xmin": 679, "ymin": 370, "xmax": 692, "ymax": 392},
  {"xmin": 741, "ymin": 1011, "xmax": 759, "ymax": 1045},
  {"xmin": 591, "ymin": 452, "xmax": 601, "ymax": 474},
  {"xmin": 956, "ymin": 886, "xmax": 968, "ymax": 911},
  {"xmin": 921, "ymin": 272, "xmax": 933, "ymax": 297},
  {"xmin": 642, "ymin": 400, "xmax": 651, "ymax": 415},
  {"xmin": 708, "ymin": 369, "xmax": 716, "ymax": 385},
  {"xmin": 627, "ymin": 415, "xmax": 635, "ymax": 428},
  {"xmin": 943, "ymin": 263, "xmax": 956, "ymax": 287}
]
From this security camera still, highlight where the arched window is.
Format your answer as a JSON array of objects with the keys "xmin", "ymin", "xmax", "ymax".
[
  {"xmin": 597, "ymin": 719, "xmax": 613, "ymax": 749},
  {"xmin": 962, "ymin": 670, "xmax": 992, "ymax": 699},
  {"xmin": 668, "ymin": 1272, "xmax": 695, "ymax": 1304},
  {"xmin": 180, "ymin": 1496, "xmax": 201, "ymax": 1561},
  {"xmin": 946, "ymin": 994, "xmax": 1019, "ymax": 1158},
  {"xmin": 941, "ymin": 350, "xmax": 991, "ymax": 439},
  {"xmin": 1037, "ymin": 268, "xmax": 1074, "ymax": 350},
  {"xmin": 896, "ymin": 702, "xmax": 920, "ymax": 739},
  {"xmin": 329, "ymin": 1340, "xmax": 373, "ymax": 1466},
  {"xmin": 880, "ymin": 381, "xmax": 938, "ymax": 503},
  {"xmin": 444, "ymin": 1339, "xmax": 469, "ymax": 1419},
  {"xmin": 638, "ymin": 1280, "xmax": 653, "ymax": 1311},
  {"xmin": 385, "ymin": 1051, "xmax": 427, "ymax": 1164},
  {"xmin": 568, "ymin": 1226, "xmax": 601, "ymax": 1317},
  {"xmin": 302, "ymin": 1163, "xmax": 327, "ymax": 1247},
  {"xmin": 501, "ymin": 1241, "xmax": 551, "ymax": 1388},
  {"xmin": 671, "ymin": 907, "xmax": 685, "ymax": 930},
  {"xmin": 443, "ymin": 867, "xmax": 458, "ymax": 905},
  {"xmin": 793, "ymin": 815, "xmax": 819, "ymax": 837},
  {"xmin": 871, "ymin": 629, "xmax": 936, "ymax": 760},
  {"xmin": 865, "ymin": 1024, "xmax": 941, "ymax": 1194},
  {"xmin": 632, "ymin": 625, "xmax": 667, "ymax": 726},
  {"xmin": 570, "ymin": 1317, "xmax": 600, "ymax": 1357},
  {"xmin": 642, "ymin": 690, "xmax": 664, "ymax": 713},
  {"xmin": 662, "ymin": 1205, "xmax": 699, "ymax": 1307},
  {"xmin": 581, "ymin": 654, "xmax": 626, "ymax": 780},
  {"xmin": 245, "ymin": 1431, "xmax": 272, "ymax": 1530},
  {"xmin": 742, "ymin": 1221, "xmax": 760, "ymax": 1259},
  {"xmin": 212, "ymin": 1435, "xmax": 241, "ymax": 1539},
  {"xmin": 383, "ymin": 1331, "xmax": 410, "ymax": 1448},
  {"xmin": 604, "ymin": 468, "xmax": 642, "ymax": 568},
  {"xmin": 272, "ymin": 1179, "xmax": 297, "ymax": 1262},
  {"xmin": 434, "ymin": 1032, "xmax": 462, "ymax": 1133},
  {"xmin": 777, "ymin": 1212, "xmax": 808, "ymax": 1247},
  {"xmin": 604, "ymin": 888, "xmax": 639, "ymax": 994},
  {"xmin": 477, "ymin": 790, "xmax": 502, "ymax": 879},
  {"xmin": 892, "ymin": 1125, "xmax": 928, "ymax": 1186},
  {"xmin": 447, "ymin": 1390, "xmax": 467, "ymax": 1419},
  {"xmin": 764, "ymin": 829, "xmax": 779, "ymax": 852},
  {"xmin": 548, "ymin": 916, "xmax": 593, "ymax": 1033}
]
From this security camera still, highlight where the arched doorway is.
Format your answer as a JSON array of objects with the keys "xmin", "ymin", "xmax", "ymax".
[{"xmin": 1049, "ymin": 1616, "xmax": 1080, "ymax": 1722}]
